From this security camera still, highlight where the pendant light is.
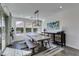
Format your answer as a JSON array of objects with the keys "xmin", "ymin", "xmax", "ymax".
[{"xmin": 34, "ymin": 10, "xmax": 41, "ymax": 26}]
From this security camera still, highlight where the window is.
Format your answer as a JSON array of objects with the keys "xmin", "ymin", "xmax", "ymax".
[
  {"xmin": 26, "ymin": 28, "xmax": 31, "ymax": 33},
  {"xmin": 16, "ymin": 21, "xmax": 24, "ymax": 27},
  {"xmin": 16, "ymin": 28, "xmax": 24, "ymax": 33},
  {"xmin": 16, "ymin": 21, "xmax": 24, "ymax": 34},
  {"xmin": 33, "ymin": 28, "xmax": 38, "ymax": 32}
]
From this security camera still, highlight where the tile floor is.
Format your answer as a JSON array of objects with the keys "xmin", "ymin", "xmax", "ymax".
[
  {"xmin": 33, "ymin": 46, "xmax": 79, "ymax": 56},
  {"xmin": 5, "ymin": 41, "xmax": 79, "ymax": 56},
  {"xmin": 54, "ymin": 46, "xmax": 79, "ymax": 56}
]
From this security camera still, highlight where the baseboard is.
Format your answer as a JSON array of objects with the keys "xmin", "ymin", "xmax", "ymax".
[{"xmin": 66, "ymin": 44, "xmax": 79, "ymax": 50}]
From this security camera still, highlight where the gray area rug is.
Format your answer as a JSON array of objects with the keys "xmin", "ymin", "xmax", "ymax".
[
  {"xmin": 2, "ymin": 43, "xmax": 64, "ymax": 56},
  {"xmin": 33, "ymin": 45, "xmax": 64, "ymax": 56}
]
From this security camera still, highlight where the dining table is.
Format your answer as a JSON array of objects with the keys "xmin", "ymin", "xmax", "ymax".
[{"xmin": 27, "ymin": 34, "xmax": 51, "ymax": 51}]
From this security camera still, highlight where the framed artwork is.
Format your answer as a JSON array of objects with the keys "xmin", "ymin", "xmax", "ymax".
[{"xmin": 47, "ymin": 21, "xmax": 60, "ymax": 30}]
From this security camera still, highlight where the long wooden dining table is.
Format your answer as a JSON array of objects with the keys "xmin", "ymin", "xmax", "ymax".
[{"xmin": 28, "ymin": 34, "xmax": 51, "ymax": 51}]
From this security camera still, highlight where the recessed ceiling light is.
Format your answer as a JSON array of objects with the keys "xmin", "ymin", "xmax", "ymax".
[{"xmin": 59, "ymin": 6, "xmax": 63, "ymax": 8}]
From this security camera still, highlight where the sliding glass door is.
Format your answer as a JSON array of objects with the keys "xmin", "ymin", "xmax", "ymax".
[
  {"xmin": 0, "ymin": 6, "xmax": 6, "ymax": 54},
  {"xmin": 0, "ymin": 5, "xmax": 12, "ymax": 56},
  {"xmin": 2, "ymin": 13, "xmax": 12, "ymax": 52}
]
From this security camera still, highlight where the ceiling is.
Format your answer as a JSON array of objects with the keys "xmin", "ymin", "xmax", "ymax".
[{"xmin": 2, "ymin": 3, "xmax": 79, "ymax": 20}]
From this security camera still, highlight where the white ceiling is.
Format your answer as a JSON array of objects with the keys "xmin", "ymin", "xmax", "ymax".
[{"xmin": 2, "ymin": 3, "xmax": 79, "ymax": 20}]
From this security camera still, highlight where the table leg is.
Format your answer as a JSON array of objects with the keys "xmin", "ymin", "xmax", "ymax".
[
  {"xmin": 53, "ymin": 33, "xmax": 55, "ymax": 44},
  {"xmin": 41, "ymin": 40, "xmax": 44, "ymax": 47},
  {"xmin": 31, "ymin": 48, "xmax": 35, "ymax": 55},
  {"xmin": 48, "ymin": 39, "xmax": 51, "ymax": 48},
  {"xmin": 39, "ymin": 40, "xmax": 47, "ymax": 51}
]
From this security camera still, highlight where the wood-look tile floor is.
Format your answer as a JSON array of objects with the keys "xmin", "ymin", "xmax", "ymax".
[
  {"xmin": 54, "ymin": 46, "xmax": 79, "ymax": 56},
  {"xmin": 6, "ymin": 41, "xmax": 79, "ymax": 56}
]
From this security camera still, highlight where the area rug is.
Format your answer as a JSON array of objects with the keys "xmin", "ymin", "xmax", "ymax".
[
  {"xmin": 2, "ymin": 44, "xmax": 64, "ymax": 56},
  {"xmin": 2, "ymin": 47, "xmax": 32, "ymax": 56},
  {"xmin": 33, "ymin": 45, "xmax": 64, "ymax": 56}
]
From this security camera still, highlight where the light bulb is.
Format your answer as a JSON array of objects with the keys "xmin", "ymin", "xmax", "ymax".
[{"xmin": 59, "ymin": 6, "xmax": 62, "ymax": 8}]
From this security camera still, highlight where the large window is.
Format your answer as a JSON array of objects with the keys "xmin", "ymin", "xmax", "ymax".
[
  {"xmin": 15, "ymin": 20, "xmax": 39, "ymax": 34},
  {"xmin": 33, "ymin": 28, "xmax": 38, "ymax": 32},
  {"xmin": 16, "ymin": 21, "xmax": 24, "ymax": 27},
  {"xmin": 16, "ymin": 28, "xmax": 24, "ymax": 34},
  {"xmin": 26, "ymin": 28, "xmax": 31, "ymax": 33},
  {"xmin": 16, "ymin": 21, "xmax": 24, "ymax": 34}
]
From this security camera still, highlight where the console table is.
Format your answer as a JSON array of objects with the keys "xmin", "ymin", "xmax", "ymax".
[{"xmin": 43, "ymin": 31, "xmax": 66, "ymax": 47}]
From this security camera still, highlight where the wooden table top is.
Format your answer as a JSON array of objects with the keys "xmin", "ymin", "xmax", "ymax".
[{"xmin": 28, "ymin": 35, "xmax": 51, "ymax": 41}]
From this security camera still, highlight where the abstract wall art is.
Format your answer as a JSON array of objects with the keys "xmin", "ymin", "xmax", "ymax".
[{"xmin": 47, "ymin": 21, "xmax": 60, "ymax": 30}]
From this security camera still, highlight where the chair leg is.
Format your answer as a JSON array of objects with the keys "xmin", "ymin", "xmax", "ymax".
[
  {"xmin": 48, "ymin": 40, "xmax": 51, "ymax": 48},
  {"xmin": 31, "ymin": 48, "xmax": 36, "ymax": 55},
  {"xmin": 45, "ymin": 42, "xmax": 48, "ymax": 47}
]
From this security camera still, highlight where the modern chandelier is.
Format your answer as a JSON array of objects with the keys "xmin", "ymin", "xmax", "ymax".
[{"xmin": 33, "ymin": 10, "xmax": 41, "ymax": 26}]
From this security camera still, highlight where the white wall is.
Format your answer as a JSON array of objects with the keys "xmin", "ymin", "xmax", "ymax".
[
  {"xmin": 43, "ymin": 8, "xmax": 79, "ymax": 49},
  {"xmin": 61, "ymin": 9, "xmax": 79, "ymax": 49}
]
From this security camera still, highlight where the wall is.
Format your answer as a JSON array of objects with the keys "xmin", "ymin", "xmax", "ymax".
[{"xmin": 43, "ymin": 8, "xmax": 79, "ymax": 49}]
